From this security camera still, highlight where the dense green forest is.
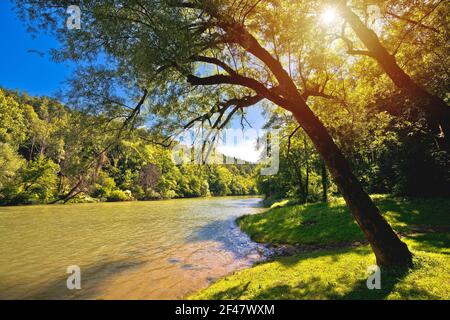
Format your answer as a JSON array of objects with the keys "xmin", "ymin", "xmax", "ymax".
[
  {"xmin": 0, "ymin": 88, "xmax": 257, "ymax": 205},
  {"xmin": 257, "ymin": 100, "xmax": 450, "ymax": 204}
]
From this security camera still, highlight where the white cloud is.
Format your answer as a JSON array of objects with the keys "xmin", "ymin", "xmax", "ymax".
[{"xmin": 217, "ymin": 138, "xmax": 263, "ymax": 163}]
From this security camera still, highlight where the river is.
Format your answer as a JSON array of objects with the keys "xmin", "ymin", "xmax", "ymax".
[{"xmin": 0, "ymin": 197, "xmax": 270, "ymax": 299}]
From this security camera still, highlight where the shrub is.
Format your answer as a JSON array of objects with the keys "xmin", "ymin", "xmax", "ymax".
[{"xmin": 106, "ymin": 189, "xmax": 133, "ymax": 202}]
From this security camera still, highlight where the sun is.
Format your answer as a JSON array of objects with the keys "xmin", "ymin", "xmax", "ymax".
[{"xmin": 320, "ymin": 8, "xmax": 337, "ymax": 24}]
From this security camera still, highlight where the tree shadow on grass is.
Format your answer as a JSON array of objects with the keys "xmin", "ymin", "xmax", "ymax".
[
  {"xmin": 338, "ymin": 266, "xmax": 410, "ymax": 300},
  {"xmin": 252, "ymin": 278, "xmax": 340, "ymax": 300},
  {"xmin": 229, "ymin": 266, "xmax": 411, "ymax": 300},
  {"xmin": 375, "ymin": 197, "xmax": 450, "ymax": 229},
  {"xmin": 274, "ymin": 246, "xmax": 371, "ymax": 267},
  {"xmin": 240, "ymin": 201, "xmax": 368, "ymax": 246},
  {"xmin": 247, "ymin": 265, "xmax": 436, "ymax": 300},
  {"xmin": 404, "ymin": 232, "xmax": 450, "ymax": 254},
  {"xmin": 208, "ymin": 272, "xmax": 391, "ymax": 300},
  {"xmin": 203, "ymin": 245, "xmax": 436, "ymax": 300},
  {"xmin": 208, "ymin": 282, "xmax": 251, "ymax": 300}
]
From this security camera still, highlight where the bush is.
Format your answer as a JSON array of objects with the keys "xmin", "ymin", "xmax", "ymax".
[
  {"xmin": 14, "ymin": 156, "xmax": 58, "ymax": 204},
  {"xmin": 106, "ymin": 189, "xmax": 134, "ymax": 202},
  {"xmin": 94, "ymin": 173, "xmax": 116, "ymax": 199},
  {"xmin": 0, "ymin": 142, "xmax": 25, "ymax": 190},
  {"xmin": 161, "ymin": 189, "xmax": 176, "ymax": 199}
]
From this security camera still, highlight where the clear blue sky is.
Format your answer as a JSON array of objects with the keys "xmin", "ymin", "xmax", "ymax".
[
  {"xmin": 0, "ymin": 0, "xmax": 74, "ymax": 97},
  {"xmin": 0, "ymin": 0, "xmax": 266, "ymax": 131}
]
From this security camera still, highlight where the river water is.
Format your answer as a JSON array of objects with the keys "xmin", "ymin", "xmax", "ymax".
[{"xmin": 0, "ymin": 197, "xmax": 269, "ymax": 299}]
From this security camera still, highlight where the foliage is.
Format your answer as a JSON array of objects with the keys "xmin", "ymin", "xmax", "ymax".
[
  {"xmin": 0, "ymin": 90, "xmax": 26, "ymax": 147},
  {"xmin": 1, "ymin": 154, "xmax": 59, "ymax": 205},
  {"xmin": 107, "ymin": 189, "xmax": 134, "ymax": 202},
  {"xmin": 12, "ymin": 1, "xmax": 449, "ymax": 268},
  {"xmin": 258, "ymin": 103, "xmax": 449, "ymax": 202},
  {"xmin": 0, "ymin": 143, "xmax": 25, "ymax": 190},
  {"xmin": 0, "ymin": 88, "xmax": 258, "ymax": 205}
]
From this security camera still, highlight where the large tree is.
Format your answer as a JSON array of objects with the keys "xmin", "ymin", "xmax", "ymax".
[{"xmin": 15, "ymin": 0, "xmax": 413, "ymax": 267}]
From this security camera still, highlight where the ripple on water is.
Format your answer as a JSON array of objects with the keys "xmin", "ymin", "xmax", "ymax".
[{"xmin": 0, "ymin": 196, "xmax": 270, "ymax": 299}]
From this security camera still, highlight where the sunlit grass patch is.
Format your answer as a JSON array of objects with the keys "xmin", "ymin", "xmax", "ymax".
[
  {"xmin": 238, "ymin": 200, "xmax": 364, "ymax": 245},
  {"xmin": 190, "ymin": 248, "xmax": 449, "ymax": 300}
]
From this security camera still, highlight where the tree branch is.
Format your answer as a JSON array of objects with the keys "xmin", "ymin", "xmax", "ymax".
[
  {"xmin": 219, "ymin": 19, "xmax": 299, "ymax": 97},
  {"xmin": 186, "ymin": 74, "xmax": 289, "ymax": 108},
  {"xmin": 386, "ymin": 11, "xmax": 439, "ymax": 33},
  {"xmin": 192, "ymin": 55, "xmax": 237, "ymax": 76},
  {"xmin": 347, "ymin": 49, "xmax": 375, "ymax": 57},
  {"xmin": 339, "ymin": 32, "xmax": 375, "ymax": 58}
]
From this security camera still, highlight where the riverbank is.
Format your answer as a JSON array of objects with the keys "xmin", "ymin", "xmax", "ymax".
[
  {"xmin": 190, "ymin": 195, "xmax": 450, "ymax": 299},
  {"xmin": 0, "ymin": 193, "xmax": 262, "ymax": 207}
]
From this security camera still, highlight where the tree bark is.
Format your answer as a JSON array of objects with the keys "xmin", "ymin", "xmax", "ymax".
[
  {"xmin": 340, "ymin": 5, "xmax": 450, "ymax": 149},
  {"xmin": 303, "ymin": 136, "xmax": 310, "ymax": 202},
  {"xmin": 288, "ymin": 153, "xmax": 305, "ymax": 201},
  {"xmin": 290, "ymin": 102, "xmax": 412, "ymax": 267}
]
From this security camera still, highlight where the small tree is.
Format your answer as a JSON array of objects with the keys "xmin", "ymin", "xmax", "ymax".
[{"xmin": 139, "ymin": 163, "xmax": 162, "ymax": 193}]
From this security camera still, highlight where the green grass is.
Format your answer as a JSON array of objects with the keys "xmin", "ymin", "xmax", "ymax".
[
  {"xmin": 191, "ymin": 195, "xmax": 450, "ymax": 300},
  {"xmin": 191, "ymin": 248, "xmax": 449, "ymax": 300},
  {"xmin": 238, "ymin": 195, "xmax": 450, "ymax": 247}
]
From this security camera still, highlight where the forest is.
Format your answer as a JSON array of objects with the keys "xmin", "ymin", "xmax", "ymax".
[{"xmin": 0, "ymin": 88, "xmax": 257, "ymax": 205}]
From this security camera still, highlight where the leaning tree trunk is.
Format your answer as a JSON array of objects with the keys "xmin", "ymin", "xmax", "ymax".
[
  {"xmin": 341, "ymin": 5, "xmax": 450, "ymax": 149},
  {"xmin": 321, "ymin": 159, "xmax": 328, "ymax": 203},
  {"xmin": 290, "ymin": 102, "xmax": 412, "ymax": 267},
  {"xmin": 189, "ymin": 10, "xmax": 413, "ymax": 267}
]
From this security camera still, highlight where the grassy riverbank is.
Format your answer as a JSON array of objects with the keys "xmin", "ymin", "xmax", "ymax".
[{"xmin": 191, "ymin": 195, "xmax": 450, "ymax": 299}]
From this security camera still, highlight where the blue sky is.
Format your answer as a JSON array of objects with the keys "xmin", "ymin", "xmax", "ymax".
[
  {"xmin": 0, "ymin": 0, "xmax": 267, "ymax": 154},
  {"xmin": 0, "ymin": 1, "xmax": 74, "ymax": 96}
]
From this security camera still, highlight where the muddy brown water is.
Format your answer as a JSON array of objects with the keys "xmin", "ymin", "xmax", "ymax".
[{"xmin": 0, "ymin": 197, "xmax": 270, "ymax": 299}]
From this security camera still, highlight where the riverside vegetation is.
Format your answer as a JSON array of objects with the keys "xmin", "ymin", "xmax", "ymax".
[
  {"xmin": 0, "ymin": 88, "xmax": 257, "ymax": 205},
  {"xmin": 191, "ymin": 195, "xmax": 449, "ymax": 299}
]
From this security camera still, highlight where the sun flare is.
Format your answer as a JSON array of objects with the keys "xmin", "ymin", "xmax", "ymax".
[{"xmin": 320, "ymin": 8, "xmax": 337, "ymax": 24}]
